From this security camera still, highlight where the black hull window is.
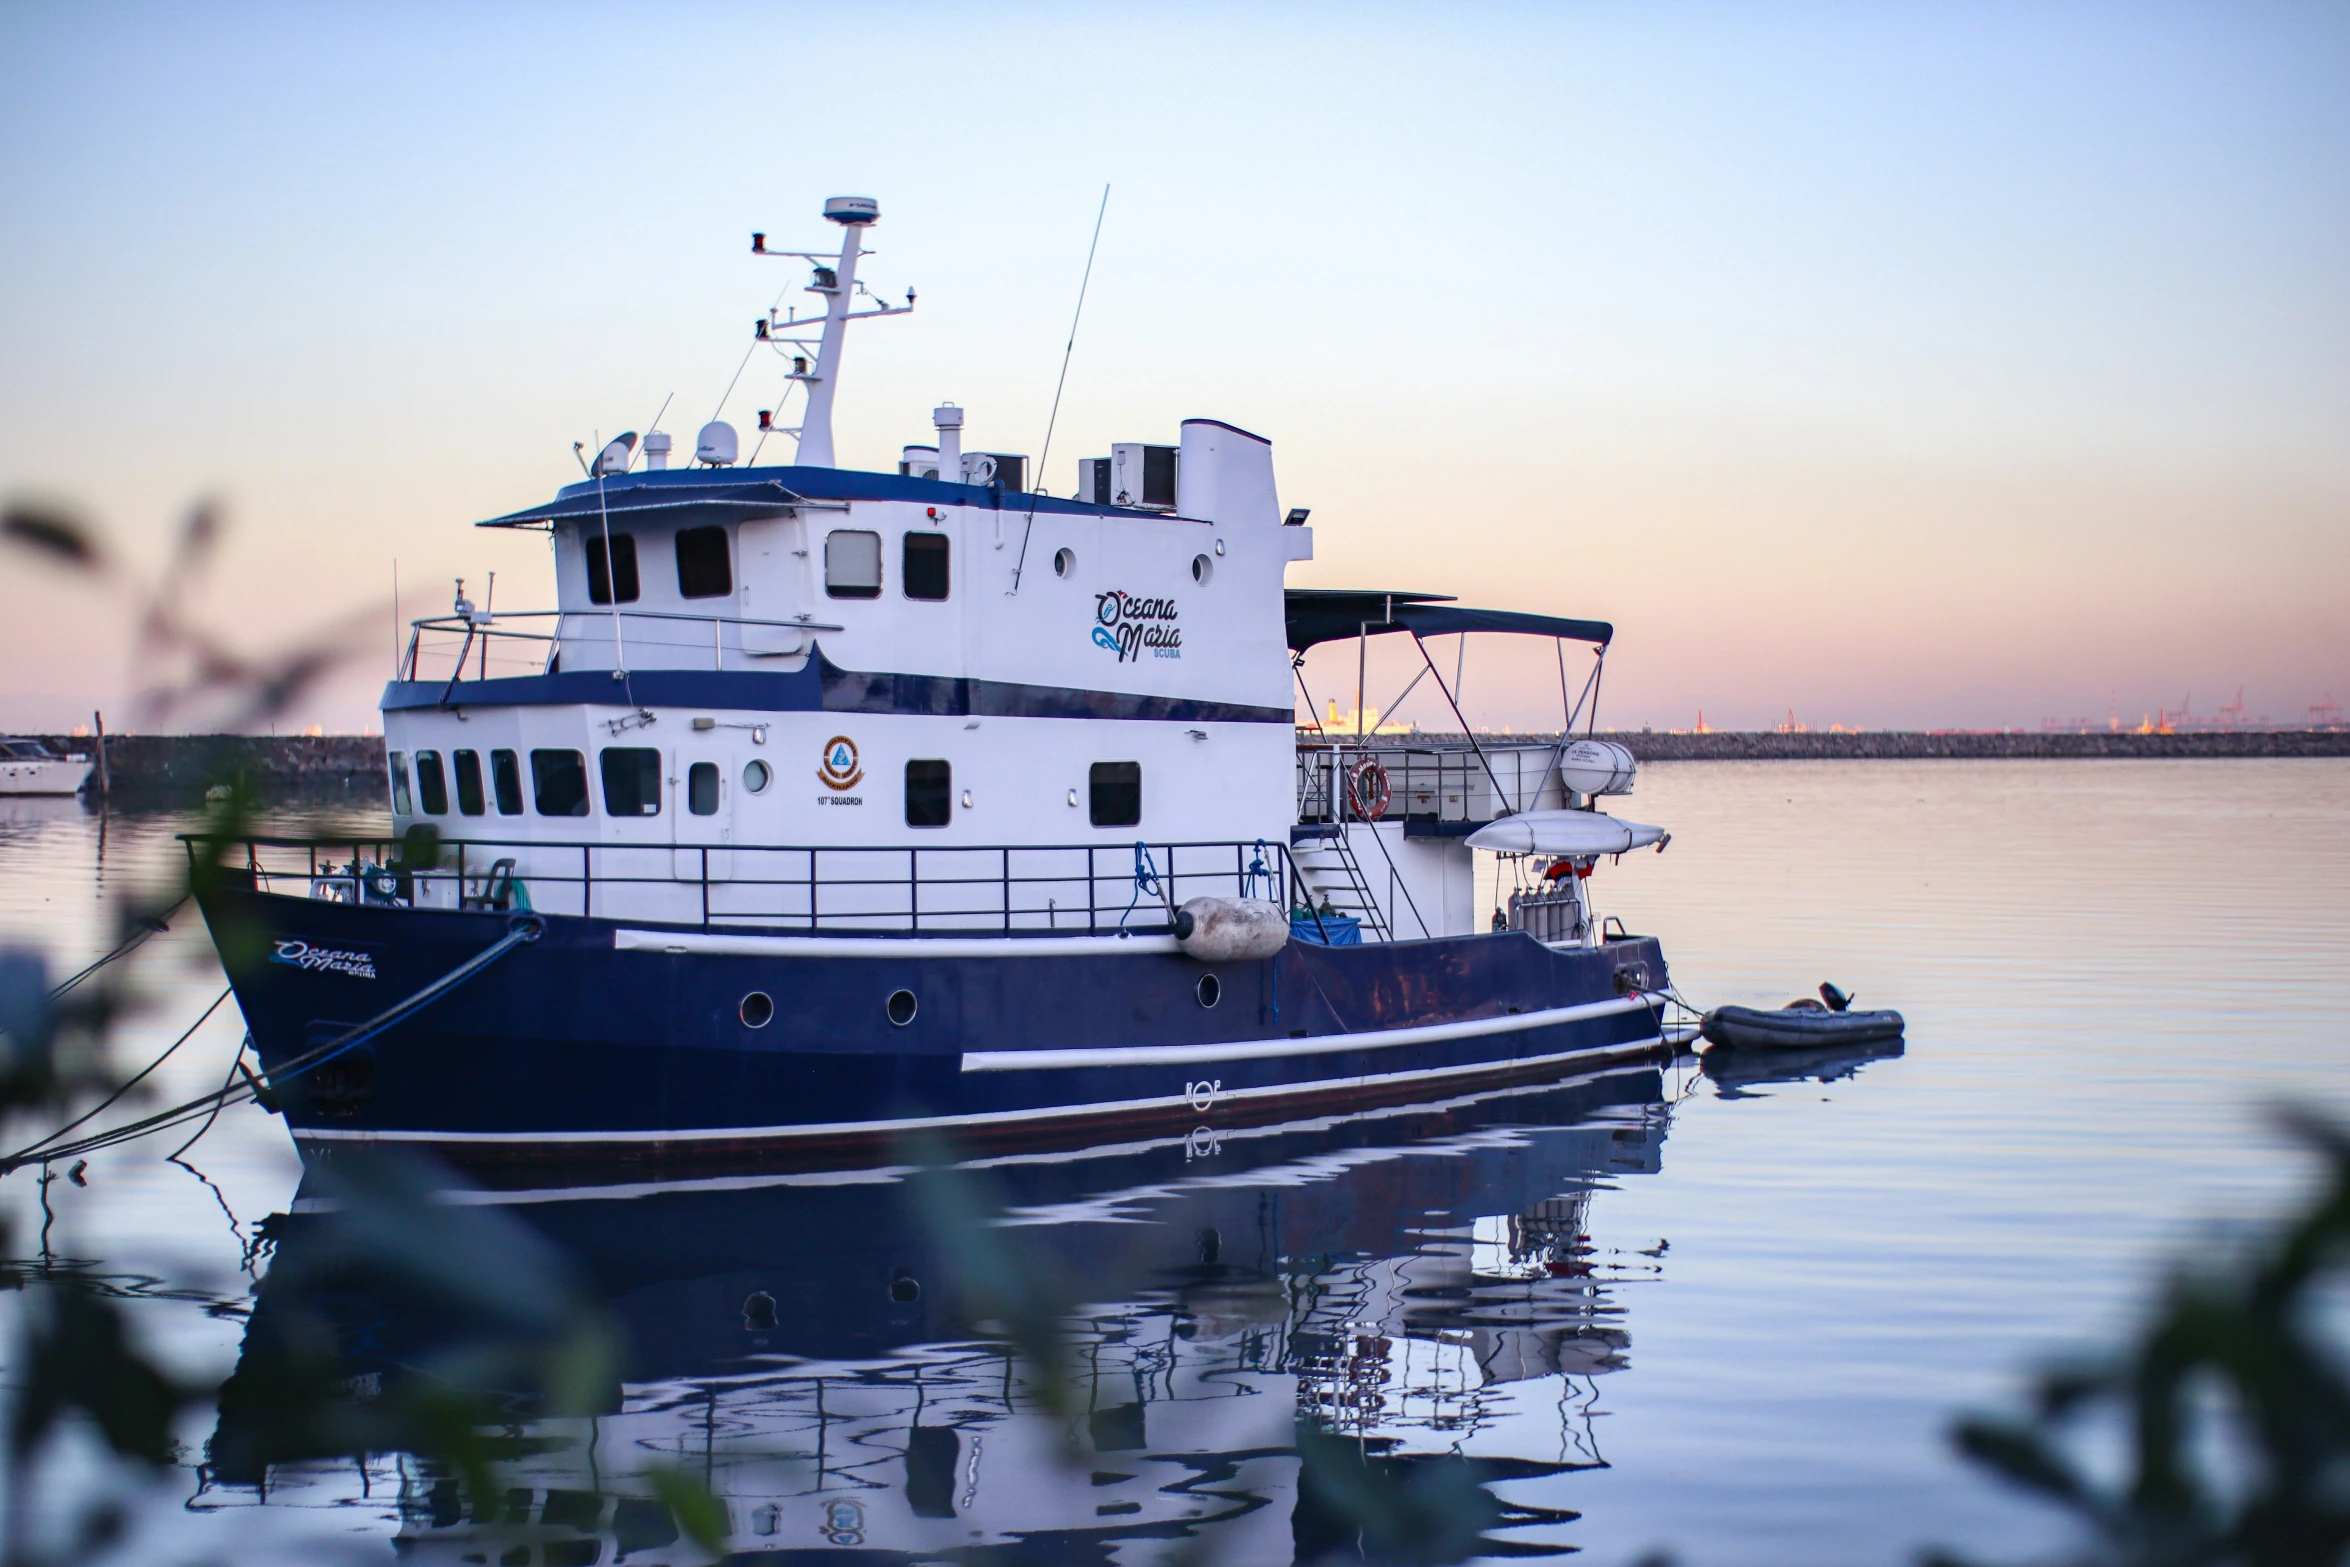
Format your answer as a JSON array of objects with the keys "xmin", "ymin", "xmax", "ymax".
[
  {"xmin": 688, "ymin": 761, "xmax": 720, "ymax": 815},
  {"xmin": 490, "ymin": 748, "xmax": 524, "ymax": 815},
  {"xmin": 413, "ymin": 751, "xmax": 449, "ymax": 816},
  {"xmin": 601, "ymin": 747, "xmax": 662, "ymax": 816},
  {"xmin": 388, "ymin": 751, "xmax": 412, "ymax": 816},
  {"xmin": 585, "ymin": 532, "xmax": 639, "ymax": 605},
  {"xmin": 452, "ymin": 750, "xmax": 485, "ymax": 815},
  {"xmin": 531, "ymin": 749, "xmax": 589, "ymax": 817},
  {"xmin": 905, "ymin": 759, "xmax": 951, "ymax": 827},
  {"xmin": 902, "ymin": 532, "xmax": 950, "ymax": 600},
  {"xmin": 1090, "ymin": 761, "xmax": 1141, "ymax": 827},
  {"xmin": 675, "ymin": 526, "xmax": 733, "ymax": 599}
]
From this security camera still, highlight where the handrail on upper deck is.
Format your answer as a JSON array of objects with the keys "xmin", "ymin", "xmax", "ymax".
[{"xmin": 402, "ymin": 608, "xmax": 848, "ymax": 681}]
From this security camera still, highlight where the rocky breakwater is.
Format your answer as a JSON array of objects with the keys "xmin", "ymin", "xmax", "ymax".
[
  {"xmin": 1346, "ymin": 730, "xmax": 2350, "ymax": 761},
  {"xmin": 35, "ymin": 734, "xmax": 387, "ymax": 804}
]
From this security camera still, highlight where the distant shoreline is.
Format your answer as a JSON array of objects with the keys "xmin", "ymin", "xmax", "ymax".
[
  {"xmin": 1390, "ymin": 729, "xmax": 2350, "ymax": 762},
  {"xmin": 18, "ymin": 727, "xmax": 2347, "ymax": 806}
]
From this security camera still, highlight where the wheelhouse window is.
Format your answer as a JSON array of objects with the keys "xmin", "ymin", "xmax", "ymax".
[
  {"xmin": 413, "ymin": 750, "xmax": 449, "ymax": 815},
  {"xmin": 531, "ymin": 749, "xmax": 589, "ymax": 817},
  {"xmin": 675, "ymin": 526, "xmax": 733, "ymax": 599},
  {"xmin": 688, "ymin": 761, "xmax": 720, "ymax": 815},
  {"xmin": 600, "ymin": 747, "xmax": 662, "ymax": 816},
  {"xmin": 388, "ymin": 751, "xmax": 412, "ymax": 816},
  {"xmin": 905, "ymin": 759, "xmax": 951, "ymax": 828},
  {"xmin": 452, "ymin": 750, "xmax": 486, "ymax": 815},
  {"xmin": 902, "ymin": 532, "xmax": 950, "ymax": 600},
  {"xmin": 585, "ymin": 532, "xmax": 639, "ymax": 605},
  {"xmin": 490, "ymin": 749, "xmax": 524, "ymax": 815},
  {"xmin": 825, "ymin": 529, "xmax": 882, "ymax": 599},
  {"xmin": 1089, "ymin": 761, "xmax": 1141, "ymax": 827}
]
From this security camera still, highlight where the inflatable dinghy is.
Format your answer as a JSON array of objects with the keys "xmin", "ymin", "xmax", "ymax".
[{"xmin": 1699, "ymin": 998, "xmax": 1905, "ymax": 1051}]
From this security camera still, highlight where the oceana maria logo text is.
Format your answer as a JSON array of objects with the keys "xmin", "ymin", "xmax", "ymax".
[
  {"xmin": 269, "ymin": 940, "xmax": 377, "ymax": 979},
  {"xmin": 1092, "ymin": 591, "xmax": 1182, "ymax": 662}
]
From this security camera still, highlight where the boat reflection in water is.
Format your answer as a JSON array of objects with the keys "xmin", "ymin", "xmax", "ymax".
[{"xmin": 216, "ymin": 1063, "xmax": 1695, "ymax": 1562}]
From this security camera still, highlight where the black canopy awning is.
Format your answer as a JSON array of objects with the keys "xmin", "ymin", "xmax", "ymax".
[
  {"xmin": 1284, "ymin": 589, "xmax": 1612, "ymax": 652},
  {"xmin": 476, "ymin": 478, "xmax": 806, "ymax": 531}
]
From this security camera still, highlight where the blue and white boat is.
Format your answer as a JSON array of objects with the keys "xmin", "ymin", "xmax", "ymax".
[{"xmin": 192, "ymin": 196, "xmax": 1678, "ymax": 1179}]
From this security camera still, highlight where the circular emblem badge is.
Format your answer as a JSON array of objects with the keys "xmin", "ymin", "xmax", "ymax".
[{"xmin": 817, "ymin": 735, "xmax": 864, "ymax": 790}]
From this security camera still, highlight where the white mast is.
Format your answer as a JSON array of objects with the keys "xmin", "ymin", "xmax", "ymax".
[
  {"xmin": 749, "ymin": 195, "xmax": 912, "ymax": 470},
  {"xmin": 796, "ymin": 196, "xmax": 873, "ymax": 468}
]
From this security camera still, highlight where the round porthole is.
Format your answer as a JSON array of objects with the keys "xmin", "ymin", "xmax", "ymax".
[
  {"xmin": 886, "ymin": 988, "xmax": 919, "ymax": 1027},
  {"xmin": 1052, "ymin": 547, "xmax": 1075, "ymax": 578},
  {"xmin": 740, "ymin": 991, "xmax": 774, "ymax": 1028},
  {"xmin": 889, "ymin": 1270, "xmax": 922, "ymax": 1303},
  {"xmin": 743, "ymin": 759, "xmax": 772, "ymax": 794},
  {"xmin": 1196, "ymin": 973, "xmax": 1221, "ymax": 1008},
  {"xmin": 1190, "ymin": 553, "xmax": 1213, "ymax": 585}
]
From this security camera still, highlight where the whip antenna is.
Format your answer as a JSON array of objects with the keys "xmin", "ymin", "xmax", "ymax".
[{"xmin": 1011, "ymin": 183, "xmax": 1110, "ymax": 593}]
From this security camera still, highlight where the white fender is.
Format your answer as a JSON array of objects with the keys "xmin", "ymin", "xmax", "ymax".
[{"xmin": 1174, "ymin": 896, "xmax": 1289, "ymax": 963}]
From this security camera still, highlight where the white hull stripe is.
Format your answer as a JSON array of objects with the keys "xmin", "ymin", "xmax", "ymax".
[
  {"xmin": 290, "ymin": 1029, "xmax": 1666, "ymax": 1148},
  {"xmin": 959, "ymin": 993, "xmax": 1659, "ymax": 1072},
  {"xmin": 614, "ymin": 928, "xmax": 1183, "ymax": 959}
]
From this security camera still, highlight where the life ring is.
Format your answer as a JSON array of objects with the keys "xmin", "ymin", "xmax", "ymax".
[
  {"xmin": 1345, "ymin": 759, "xmax": 1391, "ymax": 821},
  {"xmin": 1542, "ymin": 856, "xmax": 1593, "ymax": 881}
]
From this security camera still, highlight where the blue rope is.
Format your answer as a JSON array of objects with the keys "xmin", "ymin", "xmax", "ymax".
[
  {"xmin": 1243, "ymin": 839, "xmax": 1273, "ymax": 902},
  {"xmin": 1122, "ymin": 842, "xmax": 1162, "ymax": 930}
]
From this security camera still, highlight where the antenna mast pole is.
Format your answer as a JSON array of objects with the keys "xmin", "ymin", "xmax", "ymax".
[{"xmin": 794, "ymin": 200, "xmax": 875, "ymax": 468}]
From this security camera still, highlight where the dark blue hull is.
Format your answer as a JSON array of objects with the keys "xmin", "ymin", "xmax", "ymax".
[{"xmin": 200, "ymin": 884, "xmax": 1670, "ymax": 1180}]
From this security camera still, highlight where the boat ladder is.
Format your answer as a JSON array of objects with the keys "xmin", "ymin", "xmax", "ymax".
[{"xmin": 1290, "ymin": 828, "xmax": 1393, "ymax": 942}]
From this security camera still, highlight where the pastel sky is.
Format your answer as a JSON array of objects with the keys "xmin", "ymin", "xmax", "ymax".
[{"xmin": 3, "ymin": 2, "xmax": 2344, "ymax": 734}]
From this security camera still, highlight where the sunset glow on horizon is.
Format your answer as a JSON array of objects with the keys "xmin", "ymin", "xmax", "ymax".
[{"xmin": 2, "ymin": 3, "xmax": 2343, "ymax": 734}]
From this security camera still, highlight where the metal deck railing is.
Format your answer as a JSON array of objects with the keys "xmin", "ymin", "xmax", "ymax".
[{"xmin": 187, "ymin": 832, "xmax": 1297, "ymax": 935}]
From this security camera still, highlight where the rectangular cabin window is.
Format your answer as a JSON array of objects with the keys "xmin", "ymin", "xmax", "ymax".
[
  {"xmin": 490, "ymin": 749, "xmax": 524, "ymax": 815},
  {"xmin": 1089, "ymin": 761, "xmax": 1141, "ymax": 827},
  {"xmin": 688, "ymin": 761, "xmax": 720, "ymax": 815},
  {"xmin": 905, "ymin": 759, "xmax": 951, "ymax": 828},
  {"xmin": 600, "ymin": 747, "xmax": 662, "ymax": 816},
  {"xmin": 388, "ymin": 752, "xmax": 412, "ymax": 816},
  {"xmin": 675, "ymin": 526, "xmax": 733, "ymax": 599},
  {"xmin": 902, "ymin": 532, "xmax": 950, "ymax": 601},
  {"xmin": 413, "ymin": 751, "xmax": 449, "ymax": 815},
  {"xmin": 531, "ymin": 749, "xmax": 589, "ymax": 817},
  {"xmin": 452, "ymin": 749, "xmax": 486, "ymax": 815},
  {"xmin": 585, "ymin": 532, "xmax": 639, "ymax": 605},
  {"xmin": 825, "ymin": 529, "xmax": 883, "ymax": 599}
]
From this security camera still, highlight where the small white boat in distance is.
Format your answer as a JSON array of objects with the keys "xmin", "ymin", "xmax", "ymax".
[
  {"xmin": 0, "ymin": 739, "xmax": 93, "ymax": 796},
  {"xmin": 1466, "ymin": 809, "xmax": 1668, "ymax": 857}
]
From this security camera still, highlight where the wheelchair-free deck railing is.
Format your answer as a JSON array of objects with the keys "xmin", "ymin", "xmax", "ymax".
[{"xmin": 186, "ymin": 833, "xmax": 1298, "ymax": 935}]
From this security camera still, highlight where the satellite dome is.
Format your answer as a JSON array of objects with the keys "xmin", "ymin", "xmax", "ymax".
[
  {"xmin": 696, "ymin": 421, "xmax": 739, "ymax": 466},
  {"xmin": 592, "ymin": 432, "xmax": 637, "ymax": 476},
  {"xmin": 823, "ymin": 196, "xmax": 879, "ymax": 225}
]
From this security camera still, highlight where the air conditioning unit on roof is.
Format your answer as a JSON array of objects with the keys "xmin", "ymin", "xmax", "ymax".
[{"xmin": 1110, "ymin": 443, "xmax": 1177, "ymax": 510}]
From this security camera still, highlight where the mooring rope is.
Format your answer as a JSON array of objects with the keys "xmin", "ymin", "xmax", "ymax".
[
  {"xmin": 6, "ymin": 986, "xmax": 232, "ymax": 1167},
  {"xmin": 2, "ymin": 913, "xmax": 543, "ymax": 1174},
  {"xmin": 46, "ymin": 895, "xmax": 190, "ymax": 998}
]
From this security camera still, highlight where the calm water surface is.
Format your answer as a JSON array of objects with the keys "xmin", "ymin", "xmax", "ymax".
[{"xmin": 1, "ymin": 760, "xmax": 2345, "ymax": 1564}]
